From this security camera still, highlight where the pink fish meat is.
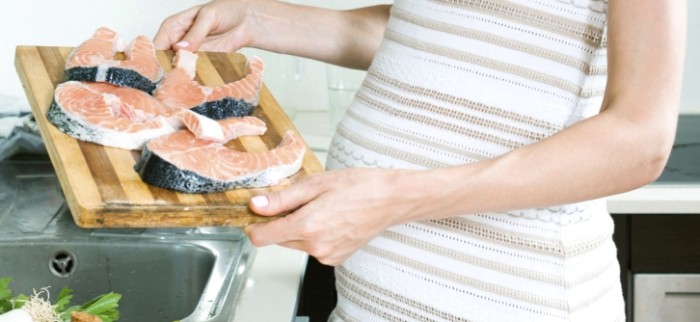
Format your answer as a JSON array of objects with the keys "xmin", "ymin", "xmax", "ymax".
[
  {"xmin": 155, "ymin": 50, "xmax": 264, "ymax": 119},
  {"xmin": 135, "ymin": 125, "xmax": 306, "ymax": 193},
  {"xmin": 47, "ymin": 81, "xmax": 225, "ymax": 150}
]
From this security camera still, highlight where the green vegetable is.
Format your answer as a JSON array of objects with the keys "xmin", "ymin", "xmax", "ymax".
[
  {"xmin": 0, "ymin": 277, "xmax": 14, "ymax": 314},
  {"xmin": 59, "ymin": 291, "xmax": 121, "ymax": 322},
  {"xmin": 0, "ymin": 277, "xmax": 28, "ymax": 313},
  {"xmin": 54, "ymin": 287, "xmax": 73, "ymax": 314},
  {"xmin": 0, "ymin": 277, "xmax": 121, "ymax": 322}
]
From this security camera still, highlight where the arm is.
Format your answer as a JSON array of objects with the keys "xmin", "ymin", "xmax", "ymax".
[
  {"xmin": 153, "ymin": 0, "xmax": 390, "ymax": 69},
  {"xmin": 409, "ymin": 0, "xmax": 687, "ymax": 219},
  {"xmin": 246, "ymin": 0, "xmax": 687, "ymax": 266}
]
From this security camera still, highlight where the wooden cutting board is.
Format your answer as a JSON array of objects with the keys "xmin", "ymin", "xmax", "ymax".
[{"xmin": 14, "ymin": 45, "xmax": 323, "ymax": 228}]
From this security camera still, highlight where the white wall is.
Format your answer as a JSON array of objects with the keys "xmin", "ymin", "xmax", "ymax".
[
  {"xmin": 1, "ymin": 1, "xmax": 698, "ymax": 114},
  {"xmin": 681, "ymin": 0, "xmax": 700, "ymax": 114},
  {"xmin": 1, "ymin": 1, "xmax": 206, "ymax": 96},
  {"xmin": 0, "ymin": 0, "xmax": 388, "ymax": 116}
]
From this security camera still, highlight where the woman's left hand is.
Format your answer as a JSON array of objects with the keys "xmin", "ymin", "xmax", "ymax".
[{"xmin": 245, "ymin": 168, "xmax": 417, "ymax": 266}]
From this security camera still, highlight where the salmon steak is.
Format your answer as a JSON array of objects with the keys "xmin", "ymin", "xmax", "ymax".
[
  {"xmin": 135, "ymin": 125, "xmax": 306, "ymax": 194},
  {"xmin": 47, "ymin": 81, "xmax": 225, "ymax": 150},
  {"xmin": 65, "ymin": 27, "xmax": 163, "ymax": 94},
  {"xmin": 155, "ymin": 50, "xmax": 264, "ymax": 119}
]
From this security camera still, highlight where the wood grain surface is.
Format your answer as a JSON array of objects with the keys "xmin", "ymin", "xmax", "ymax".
[{"xmin": 14, "ymin": 46, "xmax": 323, "ymax": 228}]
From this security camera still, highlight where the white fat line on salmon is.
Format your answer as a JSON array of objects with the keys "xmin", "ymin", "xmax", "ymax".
[
  {"xmin": 95, "ymin": 65, "xmax": 110, "ymax": 82},
  {"xmin": 174, "ymin": 50, "xmax": 198, "ymax": 79}
]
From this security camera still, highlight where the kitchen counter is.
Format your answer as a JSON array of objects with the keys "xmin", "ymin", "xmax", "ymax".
[
  {"xmin": 608, "ymin": 185, "xmax": 700, "ymax": 214},
  {"xmin": 232, "ymin": 246, "xmax": 307, "ymax": 322}
]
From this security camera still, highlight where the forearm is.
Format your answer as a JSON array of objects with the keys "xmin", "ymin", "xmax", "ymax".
[
  {"xmin": 399, "ymin": 106, "xmax": 674, "ymax": 222},
  {"xmin": 248, "ymin": 1, "xmax": 390, "ymax": 69}
]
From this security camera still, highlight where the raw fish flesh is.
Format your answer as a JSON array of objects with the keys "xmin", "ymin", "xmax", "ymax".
[
  {"xmin": 54, "ymin": 30, "xmax": 303, "ymax": 193},
  {"xmin": 135, "ymin": 127, "xmax": 306, "ymax": 193},
  {"xmin": 47, "ymin": 81, "xmax": 224, "ymax": 150},
  {"xmin": 155, "ymin": 50, "xmax": 264, "ymax": 119},
  {"xmin": 65, "ymin": 27, "xmax": 163, "ymax": 94}
]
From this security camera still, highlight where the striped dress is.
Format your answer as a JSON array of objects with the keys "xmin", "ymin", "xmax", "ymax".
[{"xmin": 325, "ymin": 0, "xmax": 625, "ymax": 321}]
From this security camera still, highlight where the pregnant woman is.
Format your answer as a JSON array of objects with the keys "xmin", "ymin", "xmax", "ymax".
[{"xmin": 155, "ymin": 0, "xmax": 686, "ymax": 321}]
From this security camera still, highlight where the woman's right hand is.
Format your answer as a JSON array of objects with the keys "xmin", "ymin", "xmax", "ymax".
[
  {"xmin": 153, "ymin": 0, "xmax": 259, "ymax": 52},
  {"xmin": 154, "ymin": 0, "xmax": 390, "ymax": 69}
]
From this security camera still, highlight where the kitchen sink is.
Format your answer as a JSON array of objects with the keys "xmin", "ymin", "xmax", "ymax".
[{"xmin": 0, "ymin": 160, "xmax": 255, "ymax": 322}]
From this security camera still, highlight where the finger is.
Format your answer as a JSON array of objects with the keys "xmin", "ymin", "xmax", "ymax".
[
  {"xmin": 277, "ymin": 240, "xmax": 309, "ymax": 253},
  {"xmin": 153, "ymin": 24, "xmax": 183, "ymax": 51},
  {"xmin": 176, "ymin": 8, "xmax": 220, "ymax": 52},
  {"xmin": 245, "ymin": 216, "xmax": 299, "ymax": 247},
  {"xmin": 277, "ymin": 240, "xmax": 349, "ymax": 267},
  {"xmin": 153, "ymin": 6, "xmax": 202, "ymax": 50},
  {"xmin": 249, "ymin": 176, "xmax": 323, "ymax": 217}
]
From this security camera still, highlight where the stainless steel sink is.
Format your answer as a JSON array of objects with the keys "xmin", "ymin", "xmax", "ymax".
[{"xmin": 0, "ymin": 160, "xmax": 255, "ymax": 322}]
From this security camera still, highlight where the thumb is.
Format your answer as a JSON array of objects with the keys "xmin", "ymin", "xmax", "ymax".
[
  {"xmin": 248, "ymin": 191, "xmax": 297, "ymax": 217},
  {"xmin": 249, "ymin": 180, "xmax": 320, "ymax": 217}
]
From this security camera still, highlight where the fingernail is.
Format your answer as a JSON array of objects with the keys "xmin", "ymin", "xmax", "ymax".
[
  {"xmin": 251, "ymin": 195, "xmax": 269, "ymax": 208},
  {"xmin": 175, "ymin": 40, "xmax": 190, "ymax": 49}
]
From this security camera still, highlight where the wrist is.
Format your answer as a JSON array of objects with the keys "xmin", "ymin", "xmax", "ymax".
[
  {"xmin": 389, "ymin": 169, "xmax": 448, "ymax": 224},
  {"xmin": 240, "ymin": 0, "xmax": 269, "ymax": 49},
  {"xmin": 244, "ymin": 0, "xmax": 315, "ymax": 53},
  {"xmin": 395, "ymin": 165, "xmax": 486, "ymax": 223}
]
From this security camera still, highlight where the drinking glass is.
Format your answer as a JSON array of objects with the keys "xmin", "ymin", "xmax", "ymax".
[{"xmin": 326, "ymin": 65, "xmax": 365, "ymax": 134}]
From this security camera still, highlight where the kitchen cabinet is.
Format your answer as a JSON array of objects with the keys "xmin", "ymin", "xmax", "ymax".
[
  {"xmin": 633, "ymin": 274, "xmax": 700, "ymax": 322},
  {"xmin": 612, "ymin": 215, "xmax": 700, "ymax": 322},
  {"xmin": 629, "ymin": 216, "xmax": 700, "ymax": 273},
  {"xmin": 297, "ymin": 257, "xmax": 337, "ymax": 321}
]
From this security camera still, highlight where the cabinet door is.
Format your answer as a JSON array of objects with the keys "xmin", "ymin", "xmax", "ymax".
[
  {"xmin": 634, "ymin": 274, "xmax": 700, "ymax": 322},
  {"xmin": 631, "ymin": 216, "xmax": 700, "ymax": 272}
]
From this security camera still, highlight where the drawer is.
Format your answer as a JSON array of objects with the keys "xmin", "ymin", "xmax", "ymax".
[{"xmin": 634, "ymin": 274, "xmax": 700, "ymax": 322}]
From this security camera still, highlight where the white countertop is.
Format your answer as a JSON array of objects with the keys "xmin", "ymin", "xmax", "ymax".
[
  {"xmin": 232, "ymin": 246, "xmax": 308, "ymax": 322},
  {"xmin": 607, "ymin": 185, "xmax": 700, "ymax": 214}
]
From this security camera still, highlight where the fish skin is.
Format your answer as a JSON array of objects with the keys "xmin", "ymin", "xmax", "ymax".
[
  {"xmin": 155, "ymin": 51, "xmax": 264, "ymax": 119},
  {"xmin": 135, "ymin": 130, "xmax": 305, "ymax": 193},
  {"xmin": 135, "ymin": 150, "xmax": 262, "ymax": 193},
  {"xmin": 65, "ymin": 66, "xmax": 159, "ymax": 94},
  {"xmin": 189, "ymin": 98, "xmax": 256, "ymax": 119},
  {"xmin": 65, "ymin": 27, "xmax": 163, "ymax": 94},
  {"xmin": 47, "ymin": 99, "xmax": 177, "ymax": 150},
  {"xmin": 47, "ymin": 82, "xmax": 177, "ymax": 150}
]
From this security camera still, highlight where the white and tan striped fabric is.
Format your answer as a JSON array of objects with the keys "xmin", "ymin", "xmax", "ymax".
[{"xmin": 325, "ymin": 0, "xmax": 625, "ymax": 321}]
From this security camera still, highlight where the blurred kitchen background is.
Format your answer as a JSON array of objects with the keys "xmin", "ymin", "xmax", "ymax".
[
  {"xmin": 1, "ymin": 2, "xmax": 699, "ymax": 322},
  {"xmin": 1, "ymin": 0, "xmax": 698, "ymax": 157}
]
